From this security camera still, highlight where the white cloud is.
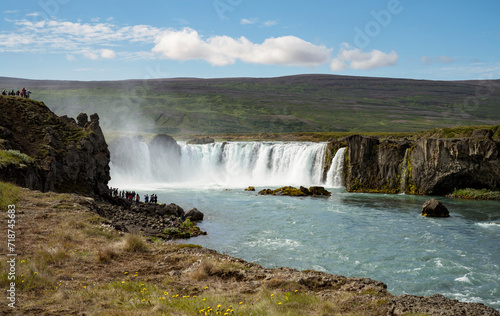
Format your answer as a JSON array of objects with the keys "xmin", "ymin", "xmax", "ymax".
[
  {"xmin": 152, "ymin": 27, "xmax": 331, "ymax": 67},
  {"xmin": 241, "ymin": 18, "xmax": 278, "ymax": 27},
  {"xmin": 330, "ymin": 44, "xmax": 398, "ymax": 71},
  {"xmin": 26, "ymin": 12, "xmax": 39, "ymax": 17},
  {"xmin": 262, "ymin": 20, "xmax": 278, "ymax": 27},
  {"xmin": 0, "ymin": 18, "xmax": 401, "ymax": 73},
  {"xmin": 82, "ymin": 51, "xmax": 99, "ymax": 60},
  {"xmin": 0, "ymin": 18, "xmax": 163, "ymax": 59},
  {"xmin": 100, "ymin": 48, "xmax": 116, "ymax": 59},
  {"xmin": 240, "ymin": 18, "xmax": 258, "ymax": 25}
]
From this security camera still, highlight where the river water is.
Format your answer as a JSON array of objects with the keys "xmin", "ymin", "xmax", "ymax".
[{"xmin": 109, "ymin": 141, "xmax": 500, "ymax": 310}]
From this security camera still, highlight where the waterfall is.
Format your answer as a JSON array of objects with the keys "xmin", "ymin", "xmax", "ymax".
[
  {"xmin": 110, "ymin": 141, "xmax": 330, "ymax": 188},
  {"xmin": 325, "ymin": 147, "xmax": 346, "ymax": 188},
  {"xmin": 400, "ymin": 148, "xmax": 409, "ymax": 194}
]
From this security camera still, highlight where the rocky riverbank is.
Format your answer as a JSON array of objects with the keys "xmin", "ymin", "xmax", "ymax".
[
  {"xmin": 2, "ymin": 184, "xmax": 499, "ymax": 316},
  {"xmin": 95, "ymin": 196, "xmax": 207, "ymax": 239}
]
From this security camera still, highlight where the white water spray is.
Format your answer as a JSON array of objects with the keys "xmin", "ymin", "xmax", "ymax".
[
  {"xmin": 110, "ymin": 141, "xmax": 342, "ymax": 188},
  {"xmin": 325, "ymin": 147, "xmax": 346, "ymax": 188}
]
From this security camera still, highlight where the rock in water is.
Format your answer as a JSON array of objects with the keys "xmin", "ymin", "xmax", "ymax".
[
  {"xmin": 185, "ymin": 208, "xmax": 204, "ymax": 221},
  {"xmin": 422, "ymin": 199, "xmax": 450, "ymax": 217},
  {"xmin": 309, "ymin": 186, "xmax": 331, "ymax": 197}
]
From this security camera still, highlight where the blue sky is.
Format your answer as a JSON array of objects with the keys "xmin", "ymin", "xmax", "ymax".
[{"xmin": 1, "ymin": 0, "xmax": 499, "ymax": 81}]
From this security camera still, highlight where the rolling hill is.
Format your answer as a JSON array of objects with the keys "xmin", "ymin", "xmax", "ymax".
[{"xmin": 1, "ymin": 74, "xmax": 499, "ymax": 135}]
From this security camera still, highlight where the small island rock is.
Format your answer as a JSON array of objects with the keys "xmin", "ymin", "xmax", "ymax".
[
  {"xmin": 259, "ymin": 186, "xmax": 331, "ymax": 197},
  {"xmin": 422, "ymin": 199, "xmax": 450, "ymax": 217}
]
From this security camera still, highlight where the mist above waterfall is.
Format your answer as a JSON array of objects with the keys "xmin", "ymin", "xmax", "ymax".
[{"xmin": 109, "ymin": 136, "xmax": 346, "ymax": 189}]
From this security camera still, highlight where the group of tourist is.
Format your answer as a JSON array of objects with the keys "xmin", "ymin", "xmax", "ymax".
[
  {"xmin": 2, "ymin": 88, "xmax": 31, "ymax": 98},
  {"xmin": 110, "ymin": 187, "xmax": 159, "ymax": 205},
  {"xmin": 144, "ymin": 194, "xmax": 158, "ymax": 203}
]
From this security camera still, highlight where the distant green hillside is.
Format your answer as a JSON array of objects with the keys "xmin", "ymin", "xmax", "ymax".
[{"xmin": 2, "ymin": 74, "xmax": 499, "ymax": 134}]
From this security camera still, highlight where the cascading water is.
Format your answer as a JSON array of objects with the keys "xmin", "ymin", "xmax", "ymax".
[
  {"xmin": 325, "ymin": 147, "xmax": 346, "ymax": 188},
  {"xmin": 400, "ymin": 148, "xmax": 409, "ymax": 194},
  {"xmin": 109, "ymin": 141, "xmax": 345, "ymax": 188}
]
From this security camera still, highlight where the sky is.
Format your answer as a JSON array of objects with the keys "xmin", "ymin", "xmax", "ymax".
[{"xmin": 0, "ymin": 0, "xmax": 499, "ymax": 81}]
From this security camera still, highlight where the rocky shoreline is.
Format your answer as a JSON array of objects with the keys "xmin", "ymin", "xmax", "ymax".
[
  {"xmin": 4, "ymin": 186, "xmax": 497, "ymax": 315},
  {"xmin": 93, "ymin": 196, "xmax": 207, "ymax": 239}
]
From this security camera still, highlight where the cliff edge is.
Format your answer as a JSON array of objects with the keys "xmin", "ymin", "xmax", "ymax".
[
  {"xmin": 326, "ymin": 126, "xmax": 500, "ymax": 195},
  {"xmin": 0, "ymin": 95, "xmax": 110, "ymax": 196}
]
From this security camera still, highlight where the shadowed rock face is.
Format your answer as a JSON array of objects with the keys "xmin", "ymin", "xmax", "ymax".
[
  {"xmin": 410, "ymin": 135, "xmax": 500, "ymax": 195},
  {"xmin": 0, "ymin": 96, "xmax": 110, "ymax": 196},
  {"xmin": 329, "ymin": 130, "xmax": 500, "ymax": 195}
]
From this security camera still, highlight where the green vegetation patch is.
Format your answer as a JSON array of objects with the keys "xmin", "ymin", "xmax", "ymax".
[
  {"xmin": 448, "ymin": 188, "xmax": 500, "ymax": 200},
  {"xmin": 24, "ymin": 75, "xmax": 500, "ymax": 135},
  {"xmin": 0, "ymin": 149, "xmax": 32, "ymax": 166},
  {"xmin": 0, "ymin": 181, "xmax": 20, "ymax": 209}
]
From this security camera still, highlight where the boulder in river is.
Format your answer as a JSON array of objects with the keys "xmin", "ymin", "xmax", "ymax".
[
  {"xmin": 422, "ymin": 199, "xmax": 450, "ymax": 217},
  {"xmin": 185, "ymin": 208, "xmax": 204, "ymax": 221}
]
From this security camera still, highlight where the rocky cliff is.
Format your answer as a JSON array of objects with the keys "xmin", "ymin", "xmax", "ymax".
[
  {"xmin": 0, "ymin": 96, "xmax": 110, "ymax": 196},
  {"xmin": 327, "ymin": 127, "xmax": 500, "ymax": 195}
]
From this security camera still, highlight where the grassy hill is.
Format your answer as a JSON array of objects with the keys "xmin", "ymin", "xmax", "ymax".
[{"xmin": 1, "ymin": 74, "xmax": 499, "ymax": 135}]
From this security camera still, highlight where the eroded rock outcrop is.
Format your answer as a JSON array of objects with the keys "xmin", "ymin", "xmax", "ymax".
[
  {"xmin": 328, "ymin": 128, "xmax": 500, "ymax": 195},
  {"xmin": 409, "ymin": 133, "xmax": 500, "ymax": 195},
  {"xmin": 0, "ymin": 96, "xmax": 110, "ymax": 196}
]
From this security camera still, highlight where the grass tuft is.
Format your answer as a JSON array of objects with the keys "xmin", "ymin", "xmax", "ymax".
[
  {"xmin": 97, "ymin": 246, "xmax": 120, "ymax": 263},
  {"xmin": 122, "ymin": 234, "xmax": 149, "ymax": 253}
]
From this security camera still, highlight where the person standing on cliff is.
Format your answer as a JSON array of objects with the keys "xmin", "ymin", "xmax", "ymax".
[{"xmin": 135, "ymin": 194, "xmax": 140, "ymax": 205}]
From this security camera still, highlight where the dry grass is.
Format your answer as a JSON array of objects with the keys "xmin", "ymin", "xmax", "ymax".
[
  {"xmin": 0, "ymin": 182, "xmax": 405, "ymax": 315},
  {"xmin": 122, "ymin": 234, "xmax": 149, "ymax": 253},
  {"xmin": 97, "ymin": 246, "xmax": 120, "ymax": 263}
]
